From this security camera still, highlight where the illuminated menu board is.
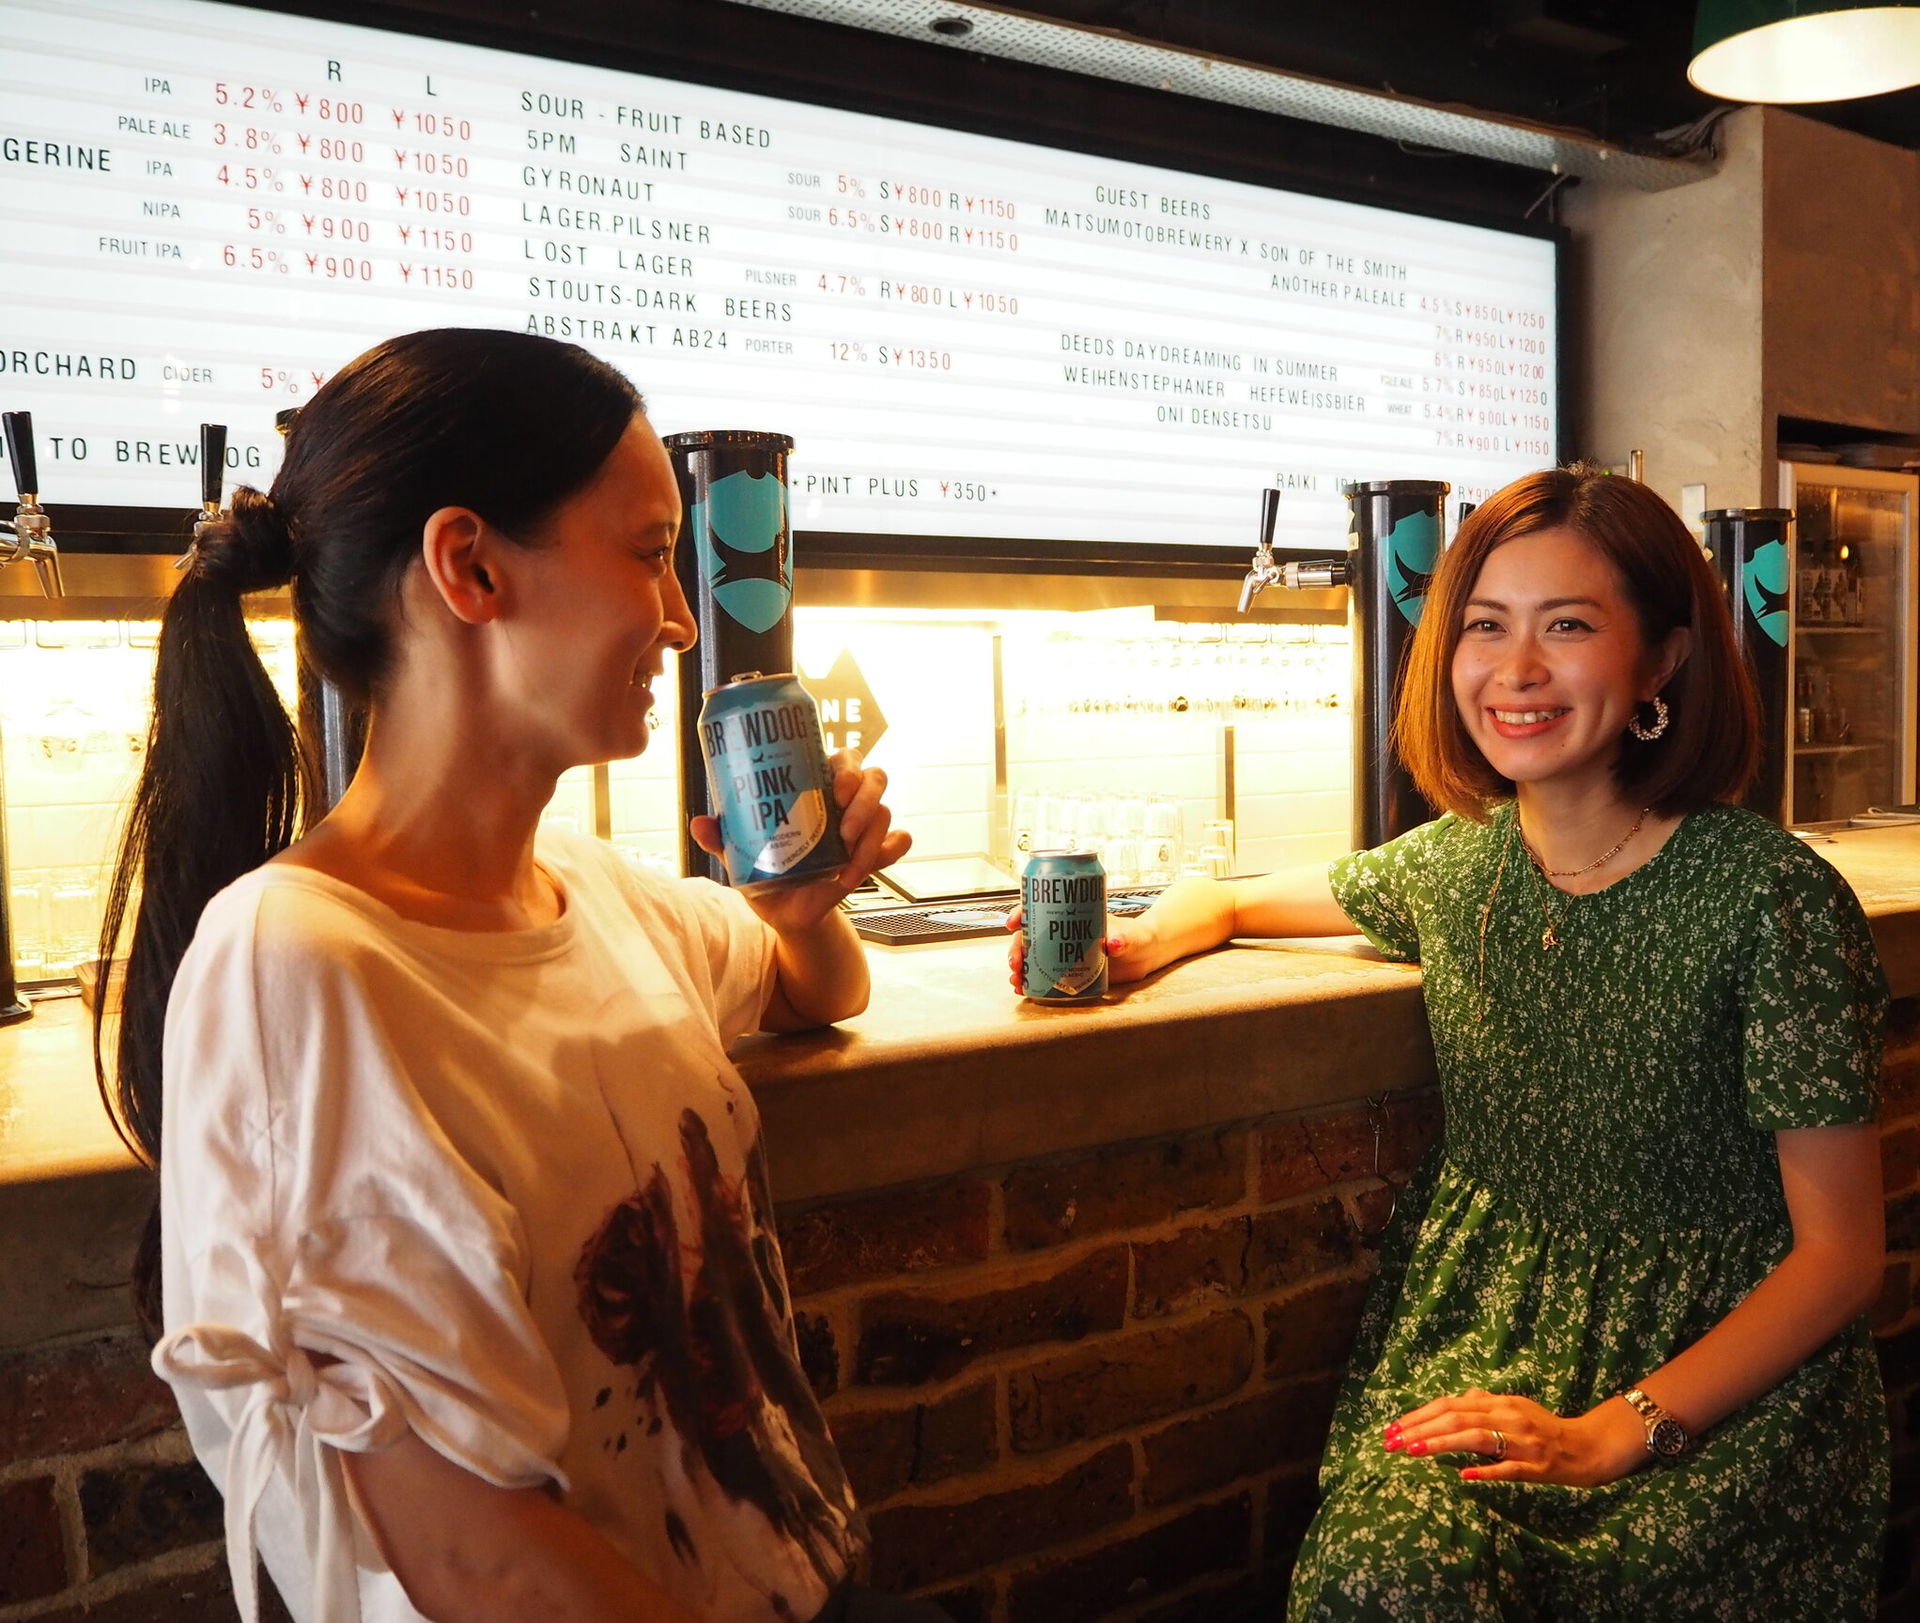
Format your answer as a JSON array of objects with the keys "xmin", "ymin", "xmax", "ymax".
[{"xmin": 0, "ymin": 0, "xmax": 1558, "ymax": 550}]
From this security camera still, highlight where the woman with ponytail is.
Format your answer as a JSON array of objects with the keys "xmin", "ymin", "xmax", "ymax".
[{"xmin": 98, "ymin": 328, "xmax": 942, "ymax": 1623}]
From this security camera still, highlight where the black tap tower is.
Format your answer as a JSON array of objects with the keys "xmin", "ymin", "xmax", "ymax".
[
  {"xmin": 1705, "ymin": 507, "xmax": 1793, "ymax": 822},
  {"xmin": 1237, "ymin": 480, "xmax": 1446, "ymax": 851},
  {"xmin": 0, "ymin": 411, "xmax": 50, "ymax": 1023},
  {"xmin": 662, "ymin": 430, "xmax": 796, "ymax": 881},
  {"xmin": 1344, "ymin": 480, "xmax": 1448, "ymax": 849}
]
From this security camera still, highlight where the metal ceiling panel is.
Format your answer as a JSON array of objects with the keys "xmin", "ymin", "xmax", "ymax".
[{"xmin": 719, "ymin": 0, "xmax": 1715, "ymax": 190}]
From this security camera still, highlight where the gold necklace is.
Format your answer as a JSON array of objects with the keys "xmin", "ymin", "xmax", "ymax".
[
  {"xmin": 1520, "ymin": 806, "xmax": 1654, "ymax": 878},
  {"xmin": 1478, "ymin": 802, "xmax": 1649, "ymax": 991},
  {"xmin": 1515, "ymin": 806, "xmax": 1650, "ymax": 949}
]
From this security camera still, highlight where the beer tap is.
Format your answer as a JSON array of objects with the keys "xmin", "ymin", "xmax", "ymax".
[
  {"xmin": 1, "ymin": 412, "xmax": 64, "ymax": 597},
  {"xmin": 1236, "ymin": 487, "xmax": 1350, "ymax": 613},
  {"xmin": 1234, "ymin": 480, "xmax": 1452, "ymax": 849},
  {"xmin": 179, "ymin": 422, "xmax": 228, "ymax": 569}
]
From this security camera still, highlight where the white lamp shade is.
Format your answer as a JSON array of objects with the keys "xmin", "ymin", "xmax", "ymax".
[{"xmin": 1690, "ymin": 5, "xmax": 1920, "ymax": 101}]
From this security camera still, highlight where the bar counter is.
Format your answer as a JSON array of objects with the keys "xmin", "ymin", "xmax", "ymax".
[
  {"xmin": 4, "ymin": 822, "xmax": 1916, "ymax": 1345},
  {"xmin": 2, "ymin": 823, "xmax": 1917, "ymax": 1619}
]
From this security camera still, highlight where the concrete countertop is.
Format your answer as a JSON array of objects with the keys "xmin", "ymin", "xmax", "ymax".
[{"xmin": 2, "ymin": 822, "xmax": 1916, "ymax": 1346}]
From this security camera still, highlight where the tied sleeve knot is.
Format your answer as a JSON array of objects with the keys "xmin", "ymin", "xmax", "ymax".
[{"xmin": 155, "ymin": 1320, "xmax": 412, "ymax": 1623}]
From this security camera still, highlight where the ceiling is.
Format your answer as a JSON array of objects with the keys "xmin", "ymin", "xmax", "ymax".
[{"xmin": 959, "ymin": 0, "xmax": 1920, "ymax": 154}]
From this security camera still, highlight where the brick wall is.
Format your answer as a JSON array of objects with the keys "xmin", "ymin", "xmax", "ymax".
[
  {"xmin": 2, "ymin": 995, "xmax": 1916, "ymax": 1622},
  {"xmin": 1873, "ymin": 995, "xmax": 1920, "ymax": 1614},
  {"xmin": 774, "ymin": 1089, "xmax": 1444, "ymax": 1623}
]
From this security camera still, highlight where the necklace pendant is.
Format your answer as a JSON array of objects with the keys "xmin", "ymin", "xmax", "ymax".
[{"xmin": 1541, "ymin": 923, "xmax": 1559, "ymax": 949}]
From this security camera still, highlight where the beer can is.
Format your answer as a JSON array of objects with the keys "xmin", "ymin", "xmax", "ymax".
[
  {"xmin": 1021, "ymin": 849, "xmax": 1108, "ymax": 1002},
  {"xmin": 697, "ymin": 672, "xmax": 849, "ymax": 894}
]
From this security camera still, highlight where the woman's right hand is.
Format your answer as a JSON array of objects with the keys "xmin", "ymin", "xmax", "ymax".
[{"xmin": 1004, "ymin": 907, "xmax": 1165, "ymax": 989}]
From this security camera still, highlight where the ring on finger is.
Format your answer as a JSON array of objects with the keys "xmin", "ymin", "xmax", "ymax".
[{"xmin": 1487, "ymin": 1429, "xmax": 1507, "ymax": 1462}]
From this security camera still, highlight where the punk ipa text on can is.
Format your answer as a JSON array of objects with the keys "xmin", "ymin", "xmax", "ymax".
[
  {"xmin": 698, "ymin": 672, "xmax": 849, "ymax": 893},
  {"xmin": 1021, "ymin": 849, "xmax": 1108, "ymax": 1002}
]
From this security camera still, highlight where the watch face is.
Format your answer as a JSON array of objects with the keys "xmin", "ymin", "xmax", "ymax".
[{"xmin": 1649, "ymin": 1418, "xmax": 1688, "ymax": 1458}]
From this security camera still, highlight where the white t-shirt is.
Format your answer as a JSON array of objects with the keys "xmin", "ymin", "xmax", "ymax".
[{"xmin": 153, "ymin": 834, "xmax": 864, "ymax": 1623}]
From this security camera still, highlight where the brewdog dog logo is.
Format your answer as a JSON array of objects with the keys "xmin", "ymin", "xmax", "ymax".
[
  {"xmin": 1384, "ymin": 508, "xmax": 1440, "ymax": 626},
  {"xmin": 693, "ymin": 469, "xmax": 791, "ymax": 633},
  {"xmin": 1743, "ymin": 538, "xmax": 1790, "ymax": 647}
]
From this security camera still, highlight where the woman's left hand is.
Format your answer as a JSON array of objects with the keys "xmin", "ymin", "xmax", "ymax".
[
  {"xmin": 1382, "ymin": 1387, "xmax": 1650, "ymax": 1488},
  {"xmin": 691, "ymin": 751, "xmax": 911, "ymax": 935}
]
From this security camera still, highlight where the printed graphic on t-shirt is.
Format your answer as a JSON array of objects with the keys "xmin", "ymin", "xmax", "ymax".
[{"xmin": 574, "ymin": 1108, "xmax": 857, "ymax": 1614}]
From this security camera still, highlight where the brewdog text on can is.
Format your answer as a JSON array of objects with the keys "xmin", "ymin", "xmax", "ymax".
[
  {"xmin": 698, "ymin": 672, "xmax": 849, "ymax": 893},
  {"xmin": 1021, "ymin": 849, "xmax": 1108, "ymax": 1002}
]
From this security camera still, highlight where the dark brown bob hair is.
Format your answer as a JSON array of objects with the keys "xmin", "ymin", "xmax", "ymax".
[{"xmin": 1393, "ymin": 462, "xmax": 1759, "ymax": 821}]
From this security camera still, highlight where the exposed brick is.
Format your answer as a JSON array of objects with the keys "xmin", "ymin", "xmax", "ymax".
[
  {"xmin": 1003, "ymin": 1129, "xmax": 1246, "ymax": 1253},
  {"xmin": 857, "ymin": 1246, "xmax": 1128, "ymax": 1387},
  {"xmin": 1009, "ymin": 1310, "xmax": 1254, "ymax": 1454},
  {"xmin": 1265, "ymin": 1276, "xmax": 1372, "ymax": 1380},
  {"xmin": 827, "ymin": 1380, "xmax": 996, "ymax": 1503},
  {"xmin": 1132, "ymin": 1200, "xmax": 1356, "ymax": 1320},
  {"xmin": 1877, "ymin": 1264, "xmax": 1914, "ymax": 1336},
  {"xmin": 1266, "ymin": 1468, "xmax": 1323, "ymax": 1572},
  {"xmin": 1887, "ymin": 997, "xmax": 1920, "ymax": 1054},
  {"xmin": 1343, "ymin": 1183, "xmax": 1398, "ymax": 1247},
  {"xmin": 31, "ymin": 1554, "xmax": 242, "ymax": 1623},
  {"xmin": 0, "ymin": 1332, "xmax": 178, "ymax": 1463},
  {"xmin": 1895, "ymin": 1450, "xmax": 1920, "ymax": 1520},
  {"xmin": 1880, "ymin": 1321, "xmax": 1920, "ymax": 1392},
  {"xmin": 1258, "ymin": 1093, "xmax": 1442, "ymax": 1204},
  {"xmin": 796, "ymin": 1311, "xmax": 840, "ymax": 1399},
  {"xmin": 80, "ymin": 1459, "xmax": 225, "ymax": 1575},
  {"xmin": 1005, "ymin": 1493, "xmax": 1251, "ymax": 1623},
  {"xmin": 1891, "ymin": 1192, "xmax": 1920, "ymax": 1258},
  {"xmin": 1888, "ymin": 1056, "xmax": 1920, "ymax": 1118},
  {"xmin": 0, "ymin": 1476, "xmax": 67, "ymax": 1606},
  {"xmin": 1884, "ymin": 1516, "xmax": 1916, "ymax": 1606},
  {"xmin": 867, "ymin": 1442, "xmax": 1133, "ymax": 1591},
  {"xmin": 922, "ymin": 1582, "xmax": 990, "ymax": 1623},
  {"xmin": 1886, "ymin": 1000, "xmax": 1920, "ymax": 1115},
  {"xmin": 1887, "ymin": 1126, "xmax": 1920, "ymax": 1200},
  {"xmin": 781, "ymin": 1181, "xmax": 991, "ymax": 1297},
  {"xmin": 1137, "ymin": 1562, "xmax": 1295, "ymax": 1623},
  {"xmin": 1141, "ymin": 1375, "xmax": 1342, "ymax": 1506}
]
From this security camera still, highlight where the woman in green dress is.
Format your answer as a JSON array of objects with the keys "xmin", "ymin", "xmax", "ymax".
[{"xmin": 1096, "ymin": 466, "xmax": 1889, "ymax": 1618}]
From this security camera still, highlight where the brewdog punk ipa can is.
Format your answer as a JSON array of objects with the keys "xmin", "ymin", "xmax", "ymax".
[
  {"xmin": 1021, "ymin": 849, "xmax": 1108, "ymax": 1002},
  {"xmin": 698, "ymin": 672, "xmax": 849, "ymax": 893}
]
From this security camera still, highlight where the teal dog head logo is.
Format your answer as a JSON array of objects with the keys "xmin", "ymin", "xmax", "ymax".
[
  {"xmin": 693, "ymin": 470, "xmax": 790, "ymax": 634},
  {"xmin": 1742, "ymin": 539, "xmax": 1789, "ymax": 647},
  {"xmin": 1384, "ymin": 510, "xmax": 1440, "ymax": 627}
]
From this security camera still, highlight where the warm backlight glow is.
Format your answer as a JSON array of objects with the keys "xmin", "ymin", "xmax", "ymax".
[{"xmin": 1690, "ymin": 7, "xmax": 1920, "ymax": 102}]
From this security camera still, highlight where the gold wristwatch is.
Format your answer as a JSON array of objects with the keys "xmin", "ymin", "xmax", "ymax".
[{"xmin": 1621, "ymin": 1387, "xmax": 1689, "ymax": 1459}]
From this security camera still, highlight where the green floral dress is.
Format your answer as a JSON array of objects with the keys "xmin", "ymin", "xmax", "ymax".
[{"xmin": 1287, "ymin": 803, "xmax": 1889, "ymax": 1622}]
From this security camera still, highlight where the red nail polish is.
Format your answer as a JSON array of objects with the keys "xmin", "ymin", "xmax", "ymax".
[
  {"xmin": 1407, "ymin": 1440, "xmax": 1428, "ymax": 1457},
  {"xmin": 1382, "ymin": 1436, "xmax": 1403, "ymax": 1453},
  {"xmin": 1461, "ymin": 1468, "xmax": 1480, "ymax": 1481},
  {"xmin": 1383, "ymin": 1422, "xmax": 1402, "ymax": 1439}
]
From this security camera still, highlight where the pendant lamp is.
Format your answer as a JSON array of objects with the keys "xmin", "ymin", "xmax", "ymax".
[{"xmin": 1691, "ymin": 2, "xmax": 1920, "ymax": 101}]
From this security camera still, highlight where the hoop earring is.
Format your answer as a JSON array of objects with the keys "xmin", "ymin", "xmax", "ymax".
[{"xmin": 1627, "ymin": 694, "xmax": 1670, "ymax": 742}]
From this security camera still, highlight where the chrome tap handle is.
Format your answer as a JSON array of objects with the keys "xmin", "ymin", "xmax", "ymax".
[
  {"xmin": 3, "ymin": 411, "xmax": 38, "ymax": 499},
  {"xmin": 1237, "ymin": 556, "xmax": 1282, "ymax": 613},
  {"xmin": 30, "ymin": 548, "xmax": 62, "ymax": 598},
  {"xmin": 0, "ymin": 411, "xmax": 61, "ymax": 596}
]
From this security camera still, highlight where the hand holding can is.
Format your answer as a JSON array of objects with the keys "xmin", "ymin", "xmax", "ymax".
[{"xmin": 1016, "ymin": 850, "xmax": 1108, "ymax": 1002}]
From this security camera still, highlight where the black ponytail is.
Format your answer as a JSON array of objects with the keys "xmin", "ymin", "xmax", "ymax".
[{"xmin": 97, "ymin": 328, "xmax": 644, "ymax": 1338}]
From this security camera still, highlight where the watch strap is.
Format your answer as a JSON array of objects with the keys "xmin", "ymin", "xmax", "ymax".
[{"xmin": 1621, "ymin": 1386, "xmax": 1688, "ymax": 1456}]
